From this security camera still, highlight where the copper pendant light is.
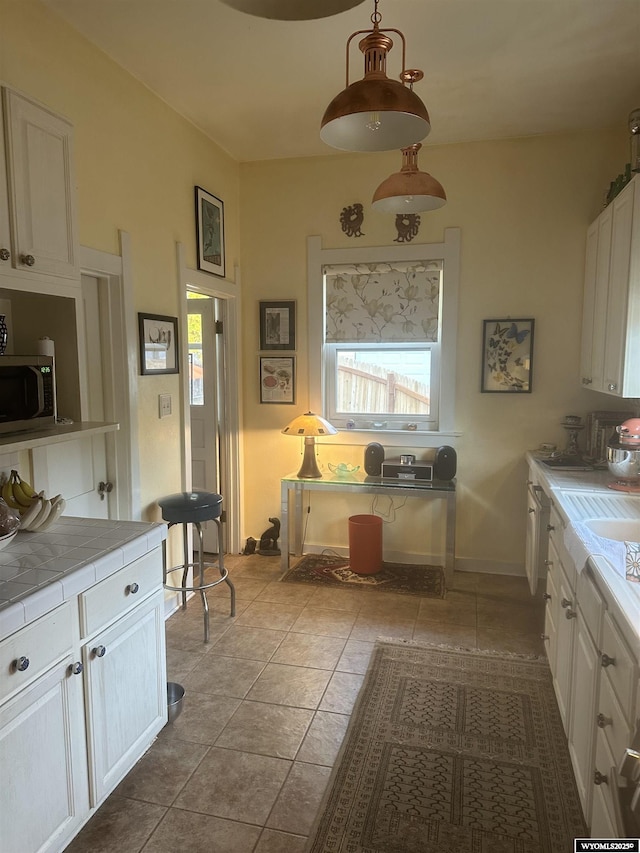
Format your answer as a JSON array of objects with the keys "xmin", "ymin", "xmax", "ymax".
[
  {"xmin": 219, "ymin": 0, "xmax": 366, "ymax": 19},
  {"xmin": 372, "ymin": 143, "xmax": 446, "ymax": 213},
  {"xmin": 320, "ymin": 0, "xmax": 430, "ymax": 152}
]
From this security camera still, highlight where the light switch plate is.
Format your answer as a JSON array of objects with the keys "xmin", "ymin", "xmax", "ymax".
[{"xmin": 159, "ymin": 394, "xmax": 172, "ymax": 418}]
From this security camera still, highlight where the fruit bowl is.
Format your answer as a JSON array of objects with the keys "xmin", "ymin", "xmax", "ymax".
[{"xmin": 0, "ymin": 530, "xmax": 18, "ymax": 551}]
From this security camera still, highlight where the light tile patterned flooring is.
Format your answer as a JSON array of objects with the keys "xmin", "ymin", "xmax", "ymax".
[{"xmin": 67, "ymin": 553, "xmax": 545, "ymax": 853}]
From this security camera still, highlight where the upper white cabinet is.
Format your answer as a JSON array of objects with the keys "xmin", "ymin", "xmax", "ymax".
[
  {"xmin": 0, "ymin": 86, "xmax": 79, "ymax": 281},
  {"xmin": 580, "ymin": 174, "xmax": 640, "ymax": 398}
]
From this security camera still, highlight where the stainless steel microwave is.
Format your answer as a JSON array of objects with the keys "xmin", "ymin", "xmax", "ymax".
[{"xmin": 0, "ymin": 355, "xmax": 56, "ymax": 434}]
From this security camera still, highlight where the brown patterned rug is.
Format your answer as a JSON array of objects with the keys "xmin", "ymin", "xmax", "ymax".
[
  {"xmin": 305, "ymin": 640, "xmax": 587, "ymax": 853},
  {"xmin": 281, "ymin": 553, "xmax": 445, "ymax": 599}
]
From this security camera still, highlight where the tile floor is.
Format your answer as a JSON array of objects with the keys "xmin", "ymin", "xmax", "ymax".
[{"xmin": 66, "ymin": 553, "xmax": 545, "ymax": 853}]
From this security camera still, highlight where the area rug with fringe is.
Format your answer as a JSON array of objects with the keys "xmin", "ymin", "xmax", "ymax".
[
  {"xmin": 305, "ymin": 640, "xmax": 586, "ymax": 853},
  {"xmin": 281, "ymin": 553, "xmax": 445, "ymax": 599}
]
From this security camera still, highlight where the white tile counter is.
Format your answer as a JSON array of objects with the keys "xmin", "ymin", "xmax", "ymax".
[
  {"xmin": 0, "ymin": 517, "xmax": 167, "ymax": 641},
  {"xmin": 526, "ymin": 452, "xmax": 640, "ymax": 653}
]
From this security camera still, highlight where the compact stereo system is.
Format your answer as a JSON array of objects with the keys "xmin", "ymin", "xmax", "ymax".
[{"xmin": 364, "ymin": 443, "xmax": 457, "ymax": 482}]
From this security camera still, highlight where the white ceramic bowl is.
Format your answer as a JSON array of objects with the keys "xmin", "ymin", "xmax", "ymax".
[{"xmin": 0, "ymin": 530, "xmax": 18, "ymax": 551}]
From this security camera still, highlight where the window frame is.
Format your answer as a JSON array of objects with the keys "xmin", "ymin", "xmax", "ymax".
[
  {"xmin": 307, "ymin": 229, "xmax": 460, "ymax": 447},
  {"xmin": 325, "ymin": 341, "xmax": 440, "ymax": 431}
]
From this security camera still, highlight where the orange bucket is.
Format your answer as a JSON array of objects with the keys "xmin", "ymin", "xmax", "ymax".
[{"xmin": 348, "ymin": 514, "xmax": 383, "ymax": 575}]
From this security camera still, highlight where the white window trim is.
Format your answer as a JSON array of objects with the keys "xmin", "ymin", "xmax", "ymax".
[{"xmin": 307, "ymin": 228, "xmax": 460, "ymax": 448}]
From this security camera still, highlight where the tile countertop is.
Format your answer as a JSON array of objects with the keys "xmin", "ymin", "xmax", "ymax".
[
  {"xmin": 0, "ymin": 517, "xmax": 167, "ymax": 642},
  {"xmin": 526, "ymin": 452, "xmax": 640, "ymax": 654}
]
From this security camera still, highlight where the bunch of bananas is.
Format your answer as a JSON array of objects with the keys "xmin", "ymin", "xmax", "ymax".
[
  {"xmin": 1, "ymin": 470, "xmax": 66, "ymax": 532},
  {"xmin": 2, "ymin": 470, "xmax": 37, "ymax": 513}
]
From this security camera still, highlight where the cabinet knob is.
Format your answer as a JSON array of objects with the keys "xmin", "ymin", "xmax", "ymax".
[
  {"xmin": 582, "ymin": 377, "xmax": 593, "ymax": 385},
  {"xmin": 565, "ymin": 609, "xmax": 577, "ymax": 620},
  {"xmin": 608, "ymin": 383, "xmax": 617, "ymax": 392},
  {"xmin": 546, "ymin": 524, "xmax": 555, "ymax": 532},
  {"xmin": 92, "ymin": 645, "xmax": 107, "ymax": 658},
  {"xmin": 70, "ymin": 661, "xmax": 83, "ymax": 676},
  {"xmin": 127, "ymin": 582, "xmax": 140, "ymax": 594},
  {"xmin": 544, "ymin": 559, "xmax": 552, "ymax": 566},
  {"xmin": 596, "ymin": 713, "xmax": 612, "ymax": 729},
  {"xmin": 0, "ymin": 247, "xmax": 10, "ymax": 261},
  {"xmin": 20, "ymin": 253, "xmax": 35, "ymax": 267},
  {"xmin": 560, "ymin": 598, "xmax": 572, "ymax": 609},
  {"xmin": 528, "ymin": 507, "xmax": 536, "ymax": 514},
  {"xmin": 540, "ymin": 634, "xmax": 549, "ymax": 641},
  {"xmin": 594, "ymin": 769, "xmax": 608, "ymax": 786},
  {"xmin": 601, "ymin": 653, "xmax": 616, "ymax": 668},
  {"xmin": 12, "ymin": 656, "xmax": 30, "ymax": 672},
  {"xmin": 543, "ymin": 592, "xmax": 551, "ymax": 601}
]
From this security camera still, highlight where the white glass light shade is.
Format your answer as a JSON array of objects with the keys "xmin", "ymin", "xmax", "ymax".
[
  {"xmin": 219, "ymin": 0, "xmax": 365, "ymax": 19},
  {"xmin": 372, "ymin": 144, "xmax": 446, "ymax": 213}
]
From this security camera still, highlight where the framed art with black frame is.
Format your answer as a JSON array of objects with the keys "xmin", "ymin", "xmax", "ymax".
[
  {"xmin": 138, "ymin": 313, "xmax": 179, "ymax": 375},
  {"xmin": 259, "ymin": 300, "xmax": 296, "ymax": 351},
  {"xmin": 260, "ymin": 356, "xmax": 295, "ymax": 404},
  {"xmin": 481, "ymin": 318, "xmax": 534, "ymax": 393},
  {"xmin": 195, "ymin": 186, "xmax": 225, "ymax": 277}
]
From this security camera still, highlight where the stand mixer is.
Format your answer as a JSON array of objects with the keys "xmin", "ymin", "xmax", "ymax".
[{"xmin": 607, "ymin": 417, "xmax": 640, "ymax": 493}]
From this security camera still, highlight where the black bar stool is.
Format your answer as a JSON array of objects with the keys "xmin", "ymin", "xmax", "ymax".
[{"xmin": 158, "ymin": 490, "xmax": 236, "ymax": 643}]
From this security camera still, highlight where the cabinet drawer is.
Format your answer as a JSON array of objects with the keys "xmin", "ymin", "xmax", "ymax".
[
  {"xmin": 597, "ymin": 666, "xmax": 632, "ymax": 761},
  {"xmin": 577, "ymin": 567, "xmax": 604, "ymax": 648},
  {"xmin": 600, "ymin": 611, "xmax": 637, "ymax": 720},
  {"xmin": 79, "ymin": 549, "xmax": 162, "ymax": 638},
  {"xmin": 548, "ymin": 508, "xmax": 576, "ymax": 594},
  {"xmin": 0, "ymin": 601, "xmax": 73, "ymax": 705}
]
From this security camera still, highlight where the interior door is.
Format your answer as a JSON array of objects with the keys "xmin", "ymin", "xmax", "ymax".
[
  {"xmin": 188, "ymin": 295, "xmax": 222, "ymax": 553},
  {"xmin": 31, "ymin": 275, "xmax": 112, "ymax": 518}
]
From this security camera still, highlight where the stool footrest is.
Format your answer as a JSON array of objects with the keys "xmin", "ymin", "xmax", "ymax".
[{"xmin": 163, "ymin": 562, "xmax": 230, "ymax": 594}]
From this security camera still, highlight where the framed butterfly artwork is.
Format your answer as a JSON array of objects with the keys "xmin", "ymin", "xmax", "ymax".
[{"xmin": 481, "ymin": 319, "xmax": 534, "ymax": 393}]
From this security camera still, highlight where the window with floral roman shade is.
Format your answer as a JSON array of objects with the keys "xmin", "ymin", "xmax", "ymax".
[{"xmin": 324, "ymin": 260, "xmax": 443, "ymax": 344}]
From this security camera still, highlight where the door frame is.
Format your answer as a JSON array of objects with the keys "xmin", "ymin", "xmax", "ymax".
[
  {"xmin": 79, "ymin": 233, "xmax": 140, "ymax": 519},
  {"xmin": 177, "ymin": 242, "xmax": 244, "ymax": 555}
]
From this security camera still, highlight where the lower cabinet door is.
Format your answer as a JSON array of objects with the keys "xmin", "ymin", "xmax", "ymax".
[
  {"xmin": 568, "ymin": 612, "xmax": 600, "ymax": 821},
  {"xmin": 83, "ymin": 590, "xmax": 167, "ymax": 805},
  {"xmin": 0, "ymin": 655, "xmax": 89, "ymax": 853}
]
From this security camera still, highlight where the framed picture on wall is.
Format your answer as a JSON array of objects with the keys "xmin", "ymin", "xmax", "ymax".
[
  {"xmin": 195, "ymin": 186, "xmax": 225, "ymax": 277},
  {"xmin": 259, "ymin": 300, "xmax": 296, "ymax": 351},
  {"xmin": 481, "ymin": 318, "xmax": 534, "ymax": 393},
  {"xmin": 260, "ymin": 356, "xmax": 295, "ymax": 404},
  {"xmin": 138, "ymin": 313, "xmax": 179, "ymax": 375}
]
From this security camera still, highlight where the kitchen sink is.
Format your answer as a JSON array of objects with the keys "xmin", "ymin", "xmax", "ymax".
[{"xmin": 583, "ymin": 518, "xmax": 640, "ymax": 542}]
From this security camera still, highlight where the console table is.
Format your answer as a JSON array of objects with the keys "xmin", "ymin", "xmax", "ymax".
[{"xmin": 280, "ymin": 472, "xmax": 456, "ymax": 587}]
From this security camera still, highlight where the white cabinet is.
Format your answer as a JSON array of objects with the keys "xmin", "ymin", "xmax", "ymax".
[
  {"xmin": 580, "ymin": 174, "xmax": 640, "ymax": 397},
  {"xmin": 525, "ymin": 481, "xmax": 550, "ymax": 595},
  {"xmin": 0, "ymin": 544, "xmax": 167, "ymax": 853},
  {"xmin": 0, "ymin": 603, "xmax": 89, "ymax": 853},
  {"xmin": 0, "ymin": 86, "xmax": 79, "ymax": 281},
  {"xmin": 568, "ymin": 568, "xmax": 604, "ymax": 820}
]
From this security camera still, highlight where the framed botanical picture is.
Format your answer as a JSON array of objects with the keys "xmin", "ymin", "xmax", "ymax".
[
  {"xmin": 259, "ymin": 300, "xmax": 296, "ymax": 351},
  {"xmin": 481, "ymin": 318, "xmax": 534, "ymax": 393},
  {"xmin": 138, "ymin": 313, "xmax": 179, "ymax": 375},
  {"xmin": 260, "ymin": 356, "xmax": 295, "ymax": 404},
  {"xmin": 195, "ymin": 186, "xmax": 225, "ymax": 277}
]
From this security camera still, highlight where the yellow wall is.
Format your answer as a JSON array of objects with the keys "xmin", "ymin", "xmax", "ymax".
[
  {"xmin": 0, "ymin": 0, "xmax": 240, "ymax": 519},
  {"xmin": 1, "ymin": 0, "xmax": 633, "ymax": 573},
  {"xmin": 240, "ymin": 132, "xmax": 632, "ymax": 571}
]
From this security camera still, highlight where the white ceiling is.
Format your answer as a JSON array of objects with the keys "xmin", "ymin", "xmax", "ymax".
[{"xmin": 43, "ymin": 0, "xmax": 640, "ymax": 163}]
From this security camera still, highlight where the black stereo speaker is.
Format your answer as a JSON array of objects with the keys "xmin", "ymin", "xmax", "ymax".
[
  {"xmin": 434, "ymin": 445, "xmax": 457, "ymax": 481},
  {"xmin": 364, "ymin": 442, "xmax": 385, "ymax": 476}
]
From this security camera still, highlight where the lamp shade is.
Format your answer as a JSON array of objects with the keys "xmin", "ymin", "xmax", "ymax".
[
  {"xmin": 320, "ymin": 22, "xmax": 430, "ymax": 152},
  {"xmin": 219, "ymin": 0, "xmax": 365, "ymax": 18},
  {"xmin": 372, "ymin": 143, "xmax": 446, "ymax": 213},
  {"xmin": 282, "ymin": 412, "xmax": 339, "ymax": 437}
]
